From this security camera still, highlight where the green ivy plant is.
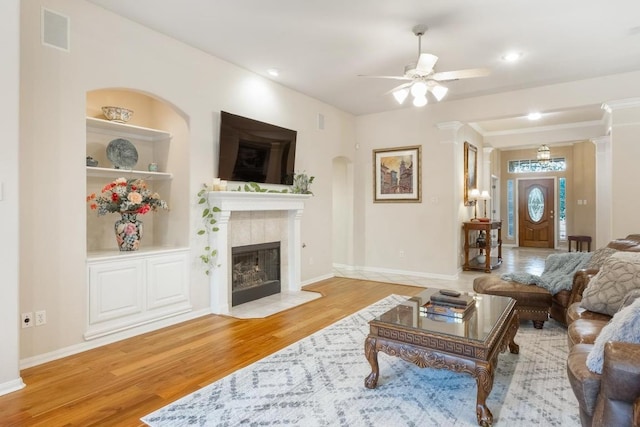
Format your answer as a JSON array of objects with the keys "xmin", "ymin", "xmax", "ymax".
[
  {"xmin": 196, "ymin": 184, "xmax": 221, "ymax": 275},
  {"xmin": 235, "ymin": 173, "xmax": 315, "ymax": 195}
]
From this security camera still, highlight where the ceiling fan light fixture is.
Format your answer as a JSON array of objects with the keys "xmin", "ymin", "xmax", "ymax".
[
  {"xmin": 413, "ymin": 95, "xmax": 428, "ymax": 107},
  {"xmin": 392, "ymin": 88, "xmax": 409, "ymax": 104},
  {"xmin": 431, "ymin": 84, "xmax": 448, "ymax": 101},
  {"xmin": 416, "ymin": 53, "xmax": 438, "ymax": 75},
  {"xmin": 410, "ymin": 81, "xmax": 428, "ymax": 97}
]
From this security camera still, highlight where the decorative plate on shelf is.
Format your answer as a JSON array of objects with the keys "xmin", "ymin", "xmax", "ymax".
[{"xmin": 106, "ymin": 138, "xmax": 138, "ymax": 169}]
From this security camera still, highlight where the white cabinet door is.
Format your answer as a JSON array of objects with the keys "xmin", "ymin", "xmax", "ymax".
[
  {"xmin": 146, "ymin": 252, "xmax": 189, "ymax": 311},
  {"xmin": 88, "ymin": 259, "xmax": 144, "ymax": 325}
]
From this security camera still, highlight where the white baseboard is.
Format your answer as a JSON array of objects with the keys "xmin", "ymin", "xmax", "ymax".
[
  {"xmin": 19, "ymin": 308, "xmax": 211, "ymax": 370},
  {"xmin": 335, "ymin": 264, "xmax": 459, "ymax": 281},
  {"xmin": 0, "ymin": 378, "xmax": 25, "ymax": 397},
  {"xmin": 300, "ymin": 272, "xmax": 334, "ymax": 287}
]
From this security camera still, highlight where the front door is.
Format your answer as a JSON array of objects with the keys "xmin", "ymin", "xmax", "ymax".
[{"xmin": 518, "ymin": 178, "xmax": 555, "ymax": 248}]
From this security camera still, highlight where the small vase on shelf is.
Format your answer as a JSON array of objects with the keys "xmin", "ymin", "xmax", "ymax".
[{"xmin": 114, "ymin": 212, "xmax": 143, "ymax": 251}]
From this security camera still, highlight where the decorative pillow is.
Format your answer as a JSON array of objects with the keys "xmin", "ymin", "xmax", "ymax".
[
  {"xmin": 586, "ymin": 247, "xmax": 618, "ymax": 270},
  {"xmin": 581, "ymin": 252, "xmax": 640, "ymax": 316},
  {"xmin": 586, "ymin": 297, "xmax": 640, "ymax": 374}
]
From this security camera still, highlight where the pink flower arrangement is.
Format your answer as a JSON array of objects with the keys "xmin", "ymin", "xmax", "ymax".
[{"xmin": 87, "ymin": 177, "xmax": 168, "ymax": 216}]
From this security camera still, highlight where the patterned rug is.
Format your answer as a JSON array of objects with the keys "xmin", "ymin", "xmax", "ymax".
[{"xmin": 142, "ymin": 295, "xmax": 580, "ymax": 426}]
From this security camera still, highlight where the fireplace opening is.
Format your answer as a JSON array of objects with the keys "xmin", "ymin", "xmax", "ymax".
[{"xmin": 231, "ymin": 241, "xmax": 281, "ymax": 306}]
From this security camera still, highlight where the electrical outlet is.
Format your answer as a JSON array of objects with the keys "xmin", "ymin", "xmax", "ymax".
[
  {"xmin": 399, "ymin": 250, "xmax": 405, "ymax": 258},
  {"xmin": 21, "ymin": 312, "xmax": 33, "ymax": 328},
  {"xmin": 35, "ymin": 310, "xmax": 47, "ymax": 326}
]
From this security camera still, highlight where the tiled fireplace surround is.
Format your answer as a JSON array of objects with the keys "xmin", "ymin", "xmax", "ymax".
[{"xmin": 207, "ymin": 191, "xmax": 312, "ymax": 314}]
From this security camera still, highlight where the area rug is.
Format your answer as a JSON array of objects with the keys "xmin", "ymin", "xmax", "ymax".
[{"xmin": 142, "ymin": 295, "xmax": 580, "ymax": 426}]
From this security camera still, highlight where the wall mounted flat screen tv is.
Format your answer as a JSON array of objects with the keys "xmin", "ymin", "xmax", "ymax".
[{"xmin": 218, "ymin": 111, "xmax": 297, "ymax": 185}]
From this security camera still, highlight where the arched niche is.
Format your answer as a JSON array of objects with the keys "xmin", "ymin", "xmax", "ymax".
[{"xmin": 85, "ymin": 88, "xmax": 190, "ymax": 252}]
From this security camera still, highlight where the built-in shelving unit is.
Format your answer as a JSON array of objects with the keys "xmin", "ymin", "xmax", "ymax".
[
  {"xmin": 85, "ymin": 90, "xmax": 191, "ymax": 340},
  {"xmin": 86, "ymin": 117, "xmax": 172, "ymax": 141},
  {"xmin": 86, "ymin": 166, "xmax": 172, "ymax": 180}
]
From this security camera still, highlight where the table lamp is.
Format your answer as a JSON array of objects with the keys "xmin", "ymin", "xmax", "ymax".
[
  {"xmin": 469, "ymin": 189, "xmax": 481, "ymax": 221},
  {"xmin": 479, "ymin": 190, "xmax": 491, "ymax": 222}
]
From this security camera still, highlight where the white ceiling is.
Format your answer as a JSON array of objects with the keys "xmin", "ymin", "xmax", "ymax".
[{"xmin": 86, "ymin": 0, "xmax": 640, "ymax": 133}]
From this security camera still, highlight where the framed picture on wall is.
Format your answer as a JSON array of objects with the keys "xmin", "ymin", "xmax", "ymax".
[
  {"xmin": 464, "ymin": 141, "xmax": 478, "ymax": 206},
  {"xmin": 373, "ymin": 145, "xmax": 421, "ymax": 203}
]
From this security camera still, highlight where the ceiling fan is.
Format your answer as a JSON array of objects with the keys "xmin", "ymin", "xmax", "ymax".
[{"xmin": 359, "ymin": 25, "xmax": 490, "ymax": 107}]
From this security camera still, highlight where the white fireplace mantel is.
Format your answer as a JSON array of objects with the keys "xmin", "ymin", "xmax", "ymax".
[{"xmin": 207, "ymin": 191, "xmax": 312, "ymax": 314}]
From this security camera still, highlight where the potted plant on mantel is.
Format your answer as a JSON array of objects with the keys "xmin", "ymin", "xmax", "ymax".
[{"xmin": 87, "ymin": 177, "xmax": 168, "ymax": 251}]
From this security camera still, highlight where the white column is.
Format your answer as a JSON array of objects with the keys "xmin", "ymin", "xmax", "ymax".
[
  {"xmin": 287, "ymin": 209, "xmax": 304, "ymax": 292},
  {"xmin": 436, "ymin": 121, "xmax": 464, "ymax": 274},
  {"xmin": 591, "ymin": 136, "xmax": 611, "ymax": 248},
  {"xmin": 210, "ymin": 209, "xmax": 231, "ymax": 315},
  {"xmin": 483, "ymin": 147, "xmax": 494, "ymax": 220},
  {"xmin": 602, "ymin": 98, "xmax": 640, "ymax": 238}
]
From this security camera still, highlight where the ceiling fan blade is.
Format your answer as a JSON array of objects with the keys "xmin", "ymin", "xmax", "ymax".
[
  {"xmin": 431, "ymin": 68, "xmax": 491, "ymax": 81},
  {"xmin": 416, "ymin": 53, "xmax": 438, "ymax": 74},
  {"xmin": 383, "ymin": 82, "xmax": 413, "ymax": 95},
  {"xmin": 358, "ymin": 75, "xmax": 413, "ymax": 81}
]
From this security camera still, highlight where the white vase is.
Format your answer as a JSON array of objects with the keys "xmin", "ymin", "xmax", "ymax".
[{"xmin": 476, "ymin": 254, "xmax": 486, "ymax": 264}]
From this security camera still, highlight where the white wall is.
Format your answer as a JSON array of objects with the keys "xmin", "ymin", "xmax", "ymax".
[
  {"xmin": 14, "ymin": 0, "xmax": 640, "ymax": 369},
  {"xmin": 0, "ymin": 0, "xmax": 24, "ymax": 395},
  {"xmin": 354, "ymin": 72, "xmax": 640, "ymax": 277},
  {"xmin": 18, "ymin": 0, "xmax": 356, "ymax": 363},
  {"xmin": 609, "ymin": 101, "xmax": 640, "ymax": 238}
]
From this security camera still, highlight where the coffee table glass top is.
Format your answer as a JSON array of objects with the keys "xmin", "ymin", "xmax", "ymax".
[{"xmin": 373, "ymin": 288, "xmax": 514, "ymax": 343}]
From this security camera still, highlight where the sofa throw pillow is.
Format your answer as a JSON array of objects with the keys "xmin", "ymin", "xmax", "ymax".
[
  {"xmin": 581, "ymin": 252, "xmax": 640, "ymax": 316},
  {"xmin": 586, "ymin": 297, "xmax": 640, "ymax": 374},
  {"xmin": 586, "ymin": 247, "xmax": 618, "ymax": 270}
]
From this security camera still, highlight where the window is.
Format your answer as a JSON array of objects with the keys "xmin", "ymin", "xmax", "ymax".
[
  {"xmin": 527, "ymin": 187, "xmax": 544, "ymax": 222},
  {"xmin": 507, "ymin": 180, "xmax": 514, "ymax": 238},
  {"xmin": 508, "ymin": 158, "xmax": 566, "ymax": 173},
  {"xmin": 559, "ymin": 177, "xmax": 566, "ymax": 240}
]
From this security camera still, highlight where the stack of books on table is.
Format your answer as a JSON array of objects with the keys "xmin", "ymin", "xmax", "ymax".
[{"xmin": 420, "ymin": 292, "xmax": 475, "ymax": 320}]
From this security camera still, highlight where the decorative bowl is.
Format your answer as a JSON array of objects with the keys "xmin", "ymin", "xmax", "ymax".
[{"xmin": 101, "ymin": 106, "xmax": 134, "ymax": 123}]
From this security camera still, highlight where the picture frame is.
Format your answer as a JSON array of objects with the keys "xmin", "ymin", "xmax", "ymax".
[
  {"xmin": 464, "ymin": 141, "xmax": 478, "ymax": 206},
  {"xmin": 373, "ymin": 145, "xmax": 421, "ymax": 203}
]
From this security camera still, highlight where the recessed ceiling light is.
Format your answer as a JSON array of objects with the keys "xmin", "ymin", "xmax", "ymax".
[
  {"xmin": 527, "ymin": 112, "xmax": 542, "ymax": 120},
  {"xmin": 267, "ymin": 68, "xmax": 279, "ymax": 77},
  {"xmin": 502, "ymin": 52, "xmax": 522, "ymax": 62}
]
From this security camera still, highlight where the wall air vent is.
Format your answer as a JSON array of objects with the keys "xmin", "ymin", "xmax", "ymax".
[{"xmin": 41, "ymin": 7, "xmax": 70, "ymax": 52}]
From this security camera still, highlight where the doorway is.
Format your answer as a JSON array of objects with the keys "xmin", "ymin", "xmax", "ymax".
[{"xmin": 518, "ymin": 178, "xmax": 555, "ymax": 248}]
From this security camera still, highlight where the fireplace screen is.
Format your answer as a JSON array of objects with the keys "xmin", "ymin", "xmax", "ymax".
[{"xmin": 231, "ymin": 241, "xmax": 281, "ymax": 306}]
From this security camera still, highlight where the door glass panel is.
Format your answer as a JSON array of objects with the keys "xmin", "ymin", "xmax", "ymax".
[{"xmin": 528, "ymin": 187, "xmax": 544, "ymax": 222}]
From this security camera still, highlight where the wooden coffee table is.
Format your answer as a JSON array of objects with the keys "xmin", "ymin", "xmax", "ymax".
[{"xmin": 364, "ymin": 289, "xmax": 519, "ymax": 426}]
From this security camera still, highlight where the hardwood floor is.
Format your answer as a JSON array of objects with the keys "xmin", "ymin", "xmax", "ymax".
[
  {"xmin": 0, "ymin": 246, "xmax": 555, "ymax": 426},
  {"xmin": 0, "ymin": 278, "xmax": 427, "ymax": 426}
]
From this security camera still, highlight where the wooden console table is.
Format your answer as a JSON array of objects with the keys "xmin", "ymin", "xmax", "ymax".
[{"xmin": 463, "ymin": 221, "xmax": 502, "ymax": 273}]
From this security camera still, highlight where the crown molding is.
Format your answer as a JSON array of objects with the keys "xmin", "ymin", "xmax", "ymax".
[
  {"xmin": 476, "ymin": 119, "xmax": 603, "ymax": 137},
  {"xmin": 601, "ymin": 97, "xmax": 640, "ymax": 113},
  {"xmin": 436, "ymin": 121, "xmax": 464, "ymax": 131}
]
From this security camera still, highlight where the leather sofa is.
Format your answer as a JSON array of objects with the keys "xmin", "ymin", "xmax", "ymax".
[{"xmin": 566, "ymin": 251, "xmax": 640, "ymax": 426}]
